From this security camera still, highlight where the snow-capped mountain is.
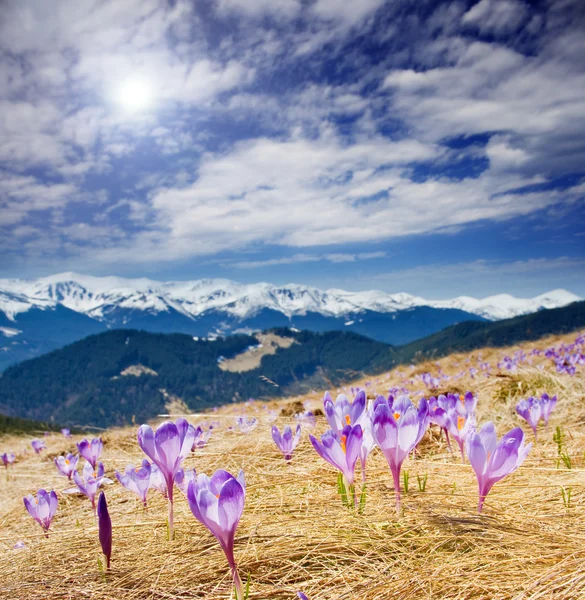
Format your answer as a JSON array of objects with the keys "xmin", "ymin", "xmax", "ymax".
[
  {"xmin": 0, "ymin": 272, "xmax": 579, "ymax": 322},
  {"xmin": 0, "ymin": 272, "xmax": 581, "ymax": 371}
]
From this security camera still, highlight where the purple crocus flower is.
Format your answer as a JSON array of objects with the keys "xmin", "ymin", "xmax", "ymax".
[
  {"xmin": 310, "ymin": 424, "xmax": 363, "ymax": 506},
  {"xmin": 137, "ymin": 418, "xmax": 196, "ymax": 540},
  {"xmin": 191, "ymin": 426, "xmax": 212, "ymax": 450},
  {"xmin": 31, "ymin": 439, "xmax": 46, "ymax": 454},
  {"xmin": 540, "ymin": 393, "xmax": 557, "ymax": 426},
  {"xmin": 76, "ymin": 438, "xmax": 103, "ymax": 469},
  {"xmin": 272, "ymin": 424, "xmax": 302, "ymax": 461},
  {"xmin": 115, "ymin": 459, "xmax": 151, "ymax": 507},
  {"xmin": 54, "ymin": 453, "xmax": 79, "ymax": 480},
  {"xmin": 372, "ymin": 395, "xmax": 429, "ymax": 514},
  {"xmin": 23, "ymin": 489, "xmax": 58, "ymax": 535},
  {"xmin": 323, "ymin": 390, "xmax": 366, "ymax": 435},
  {"xmin": 297, "ymin": 593, "xmax": 309, "ymax": 600},
  {"xmin": 516, "ymin": 397, "xmax": 542, "ymax": 439},
  {"xmin": 97, "ymin": 492, "xmax": 112, "ymax": 569},
  {"xmin": 1, "ymin": 452, "xmax": 15, "ymax": 468},
  {"xmin": 187, "ymin": 469, "xmax": 246, "ymax": 599},
  {"xmin": 467, "ymin": 422, "xmax": 531, "ymax": 512},
  {"xmin": 175, "ymin": 467, "xmax": 197, "ymax": 496},
  {"xmin": 71, "ymin": 461, "xmax": 109, "ymax": 512},
  {"xmin": 61, "ymin": 428, "xmax": 71, "ymax": 438}
]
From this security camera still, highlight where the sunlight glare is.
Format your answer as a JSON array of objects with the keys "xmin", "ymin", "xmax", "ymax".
[{"xmin": 115, "ymin": 79, "xmax": 154, "ymax": 111}]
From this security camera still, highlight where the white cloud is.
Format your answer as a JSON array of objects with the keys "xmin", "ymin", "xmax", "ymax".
[
  {"xmin": 462, "ymin": 0, "xmax": 529, "ymax": 35},
  {"xmin": 311, "ymin": 0, "xmax": 387, "ymax": 25},
  {"xmin": 226, "ymin": 251, "xmax": 387, "ymax": 269},
  {"xmin": 216, "ymin": 0, "xmax": 301, "ymax": 19}
]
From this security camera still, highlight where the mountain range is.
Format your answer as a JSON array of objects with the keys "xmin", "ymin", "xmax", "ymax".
[{"xmin": 0, "ymin": 272, "xmax": 581, "ymax": 370}]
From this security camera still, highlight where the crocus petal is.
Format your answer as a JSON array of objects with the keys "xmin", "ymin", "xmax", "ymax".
[
  {"xmin": 218, "ymin": 477, "xmax": 245, "ymax": 539},
  {"xmin": 137, "ymin": 425, "xmax": 157, "ymax": 463}
]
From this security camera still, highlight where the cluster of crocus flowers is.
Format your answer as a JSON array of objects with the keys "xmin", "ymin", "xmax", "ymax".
[
  {"xmin": 115, "ymin": 459, "xmax": 151, "ymax": 507},
  {"xmin": 516, "ymin": 393, "xmax": 557, "ymax": 439},
  {"xmin": 55, "ymin": 453, "xmax": 79, "ymax": 480},
  {"xmin": 24, "ymin": 489, "xmax": 58, "ymax": 535},
  {"xmin": 467, "ymin": 423, "xmax": 531, "ymax": 512},
  {"xmin": 137, "ymin": 418, "xmax": 195, "ymax": 540},
  {"xmin": 77, "ymin": 437, "xmax": 103, "ymax": 468},
  {"xmin": 187, "ymin": 469, "xmax": 246, "ymax": 600},
  {"xmin": 372, "ymin": 394, "xmax": 429, "ymax": 514},
  {"xmin": 272, "ymin": 424, "xmax": 302, "ymax": 461},
  {"xmin": 31, "ymin": 439, "xmax": 46, "ymax": 454},
  {"xmin": 235, "ymin": 416, "xmax": 258, "ymax": 433},
  {"xmin": 430, "ymin": 392, "xmax": 477, "ymax": 461}
]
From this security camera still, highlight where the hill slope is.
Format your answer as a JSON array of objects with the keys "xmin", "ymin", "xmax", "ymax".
[
  {"xmin": 0, "ymin": 300, "xmax": 583, "ymax": 428},
  {"xmin": 0, "ymin": 330, "xmax": 584, "ymax": 599}
]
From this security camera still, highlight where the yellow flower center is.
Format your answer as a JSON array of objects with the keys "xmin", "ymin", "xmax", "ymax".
[
  {"xmin": 459, "ymin": 394, "xmax": 464, "ymax": 404},
  {"xmin": 393, "ymin": 412, "xmax": 401, "ymax": 420},
  {"xmin": 65, "ymin": 460, "xmax": 69, "ymax": 465},
  {"xmin": 135, "ymin": 468, "xmax": 140, "ymax": 473},
  {"xmin": 341, "ymin": 435, "xmax": 347, "ymax": 454},
  {"xmin": 457, "ymin": 416, "xmax": 466, "ymax": 431},
  {"xmin": 93, "ymin": 471, "xmax": 97, "ymax": 477},
  {"xmin": 345, "ymin": 415, "xmax": 351, "ymax": 425}
]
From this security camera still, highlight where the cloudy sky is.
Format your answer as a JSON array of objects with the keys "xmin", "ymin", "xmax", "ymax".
[{"xmin": 1, "ymin": 0, "xmax": 584, "ymax": 298}]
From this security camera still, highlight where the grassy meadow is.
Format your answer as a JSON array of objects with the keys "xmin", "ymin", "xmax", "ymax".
[{"xmin": 1, "ymin": 331, "xmax": 584, "ymax": 599}]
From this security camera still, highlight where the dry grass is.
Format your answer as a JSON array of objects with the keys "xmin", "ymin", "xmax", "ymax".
[{"xmin": 1, "ymin": 331, "xmax": 585, "ymax": 599}]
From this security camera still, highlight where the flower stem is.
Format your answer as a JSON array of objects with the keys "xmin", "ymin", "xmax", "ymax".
[
  {"xmin": 232, "ymin": 566, "xmax": 245, "ymax": 599},
  {"xmin": 168, "ymin": 498, "xmax": 174, "ymax": 541},
  {"xmin": 392, "ymin": 468, "xmax": 401, "ymax": 516}
]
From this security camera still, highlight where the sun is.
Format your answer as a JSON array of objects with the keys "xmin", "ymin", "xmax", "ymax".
[{"xmin": 115, "ymin": 78, "xmax": 154, "ymax": 111}]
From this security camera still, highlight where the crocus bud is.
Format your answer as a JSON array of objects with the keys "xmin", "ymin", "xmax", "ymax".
[{"xmin": 97, "ymin": 492, "xmax": 112, "ymax": 569}]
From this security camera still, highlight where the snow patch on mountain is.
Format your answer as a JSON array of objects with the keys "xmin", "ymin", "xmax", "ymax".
[{"xmin": 0, "ymin": 272, "xmax": 580, "ymax": 323}]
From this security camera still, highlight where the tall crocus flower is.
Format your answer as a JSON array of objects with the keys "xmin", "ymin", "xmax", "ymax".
[
  {"xmin": 467, "ymin": 422, "xmax": 531, "ymax": 513},
  {"xmin": 187, "ymin": 470, "xmax": 246, "ymax": 599},
  {"xmin": 372, "ymin": 395, "xmax": 429, "ymax": 515},
  {"xmin": 31, "ymin": 439, "xmax": 46, "ymax": 454},
  {"xmin": 310, "ymin": 424, "xmax": 363, "ymax": 506},
  {"xmin": 540, "ymin": 393, "xmax": 557, "ymax": 426},
  {"xmin": 115, "ymin": 459, "xmax": 151, "ymax": 507},
  {"xmin": 323, "ymin": 390, "xmax": 366, "ymax": 435},
  {"xmin": 77, "ymin": 438, "xmax": 103, "ymax": 468},
  {"xmin": 71, "ymin": 461, "xmax": 109, "ymax": 512},
  {"xmin": 137, "ymin": 418, "xmax": 195, "ymax": 540},
  {"xmin": 24, "ymin": 489, "xmax": 58, "ymax": 535},
  {"xmin": 1, "ymin": 452, "xmax": 15, "ymax": 468},
  {"xmin": 516, "ymin": 397, "xmax": 542, "ymax": 439},
  {"xmin": 272, "ymin": 424, "xmax": 302, "ymax": 461},
  {"xmin": 61, "ymin": 428, "xmax": 71, "ymax": 438},
  {"xmin": 55, "ymin": 453, "xmax": 79, "ymax": 480},
  {"xmin": 97, "ymin": 492, "xmax": 112, "ymax": 569}
]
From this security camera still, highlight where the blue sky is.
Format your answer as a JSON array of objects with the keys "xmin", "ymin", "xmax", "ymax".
[{"xmin": 0, "ymin": 0, "xmax": 584, "ymax": 298}]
